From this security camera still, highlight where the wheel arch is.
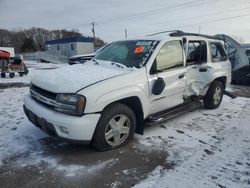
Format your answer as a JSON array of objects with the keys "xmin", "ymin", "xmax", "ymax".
[
  {"xmin": 214, "ymin": 76, "xmax": 227, "ymax": 88},
  {"xmin": 102, "ymin": 96, "xmax": 145, "ymax": 135}
]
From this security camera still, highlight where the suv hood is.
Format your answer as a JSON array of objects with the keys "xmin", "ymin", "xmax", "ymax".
[{"xmin": 32, "ymin": 61, "xmax": 134, "ymax": 93}]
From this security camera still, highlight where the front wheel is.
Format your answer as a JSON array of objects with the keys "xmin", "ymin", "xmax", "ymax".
[
  {"xmin": 92, "ymin": 103, "xmax": 136, "ymax": 151},
  {"xmin": 203, "ymin": 80, "xmax": 224, "ymax": 109}
]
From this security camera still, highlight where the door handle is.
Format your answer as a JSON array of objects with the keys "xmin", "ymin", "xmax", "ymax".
[
  {"xmin": 199, "ymin": 68, "xmax": 207, "ymax": 72},
  {"xmin": 178, "ymin": 74, "xmax": 185, "ymax": 79}
]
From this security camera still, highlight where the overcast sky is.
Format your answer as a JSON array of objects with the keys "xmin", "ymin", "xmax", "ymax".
[{"xmin": 0, "ymin": 0, "xmax": 250, "ymax": 43}]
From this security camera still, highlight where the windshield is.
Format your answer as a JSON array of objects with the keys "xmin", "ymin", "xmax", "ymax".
[{"xmin": 94, "ymin": 40, "xmax": 157, "ymax": 68}]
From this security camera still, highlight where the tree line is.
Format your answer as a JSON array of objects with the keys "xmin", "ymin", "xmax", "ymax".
[{"xmin": 0, "ymin": 27, "xmax": 105, "ymax": 53}]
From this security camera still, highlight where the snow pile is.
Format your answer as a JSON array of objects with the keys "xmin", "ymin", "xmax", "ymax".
[{"xmin": 135, "ymin": 97, "xmax": 250, "ymax": 188}]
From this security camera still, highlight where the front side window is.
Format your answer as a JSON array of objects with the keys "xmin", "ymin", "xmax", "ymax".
[
  {"xmin": 209, "ymin": 42, "xmax": 227, "ymax": 62},
  {"xmin": 95, "ymin": 40, "xmax": 157, "ymax": 68},
  {"xmin": 156, "ymin": 40, "xmax": 183, "ymax": 71}
]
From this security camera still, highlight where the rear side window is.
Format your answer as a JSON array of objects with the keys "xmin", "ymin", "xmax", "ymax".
[
  {"xmin": 209, "ymin": 42, "xmax": 227, "ymax": 62},
  {"xmin": 186, "ymin": 41, "xmax": 207, "ymax": 65},
  {"xmin": 156, "ymin": 40, "xmax": 183, "ymax": 71}
]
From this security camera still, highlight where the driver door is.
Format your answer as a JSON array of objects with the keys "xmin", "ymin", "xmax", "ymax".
[{"xmin": 148, "ymin": 40, "xmax": 187, "ymax": 114}]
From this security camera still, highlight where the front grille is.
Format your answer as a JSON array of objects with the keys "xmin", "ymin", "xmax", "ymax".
[
  {"xmin": 30, "ymin": 84, "xmax": 56, "ymax": 100},
  {"xmin": 30, "ymin": 84, "xmax": 57, "ymax": 108}
]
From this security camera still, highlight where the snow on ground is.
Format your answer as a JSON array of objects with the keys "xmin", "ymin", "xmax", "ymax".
[
  {"xmin": 1, "ymin": 60, "xmax": 250, "ymax": 187},
  {"xmin": 134, "ymin": 96, "xmax": 250, "ymax": 188},
  {"xmin": 0, "ymin": 61, "xmax": 116, "ymax": 178},
  {"xmin": 0, "ymin": 87, "xmax": 116, "ymax": 177},
  {"xmin": 0, "ymin": 61, "xmax": 67, "ymax": 84}
]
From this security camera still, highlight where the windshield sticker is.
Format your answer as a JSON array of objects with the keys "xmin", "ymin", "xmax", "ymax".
[
  {"xmin": 136, "ymin": 41, "xmax": 152, "ymax": 46},
  {"xmin": 134, "ymin": 46, "xmax": 145, "ymax": 54}
]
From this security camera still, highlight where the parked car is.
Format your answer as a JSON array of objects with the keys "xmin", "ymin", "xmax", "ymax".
[
  {"xmin": 24, "ymin": 31, "xmax": 234, "ymax": 151},
  {"xmin": 231, "ymin": 49, "xmax": 250, "ymax": 84},
  {"xmin": 68, "ymin": 45, "xmax": 108, "ymax": 65},
  {"xmin": 68, "ymin": 53, "xmax": 94, "ymax": 65}
]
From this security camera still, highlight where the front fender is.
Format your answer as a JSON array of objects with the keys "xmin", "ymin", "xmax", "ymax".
[{"xmin": 87, "ymin": 86, "xmax": 150, "ymax": 118}]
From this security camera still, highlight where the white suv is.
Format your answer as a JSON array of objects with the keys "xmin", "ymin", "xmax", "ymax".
[{"xmin": 24, "ymin": 31, "xmax": 232, "ymax": 151}]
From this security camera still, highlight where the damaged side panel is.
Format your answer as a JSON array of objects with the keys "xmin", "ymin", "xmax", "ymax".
[
  {"xmin": 183, "ymin": 39, "xmax": 231, "ymax": 99},
  {"xmin": 183, "ymin": 65, "xmax": 212, "ymax": 98}
]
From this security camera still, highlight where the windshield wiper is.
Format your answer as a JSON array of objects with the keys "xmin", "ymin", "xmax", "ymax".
[
  {"xmin": 92, "ymin": 59, "xmax": 100, "ymax": 65},
  {"xmin": 110, "ymin": 62, "xmax": 126, "ymax": 69}
]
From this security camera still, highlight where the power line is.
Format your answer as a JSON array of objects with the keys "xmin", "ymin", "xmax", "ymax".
[
  {"xmin": 62, "ymin": 0, "xmax": 214, "ymax": 29},
  {"xmin": 144, "ymin": 5, "xmax": 250, "ymax": 30},
  {"xmin": 94, "ymin": 5, "xmax": 250, "ymax": 37},
  {"xmin": 101, "ymin": 12, "xmax": 250, "ymax": 41},
  {"xmin": 130, "ymin": 13, "xmax": 250, "ymax": 38},
  {"xmin": 95, "ymin": 0, "xmax": 214, "ymax": 25}
]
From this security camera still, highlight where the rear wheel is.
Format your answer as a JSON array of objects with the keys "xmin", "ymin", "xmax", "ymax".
[
  {"xmin": 92, "ymin": 103, "xmax": 136, "ymax": 151},
  {"xmin": 1, "ymin": 73, "xmax": 6, "ymax": 78},
  {"xmin": 9, "ymin": 73, "xmax": 15, "ymax": 78},
  {"xmin": 203, "ymin": 80, "xmax": 224, "ymax": 109}
]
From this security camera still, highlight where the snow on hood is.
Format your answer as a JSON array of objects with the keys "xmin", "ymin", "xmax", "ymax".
[{"xmin": 31, "ymin": 61, "xmax": 135, "ymax": 93}]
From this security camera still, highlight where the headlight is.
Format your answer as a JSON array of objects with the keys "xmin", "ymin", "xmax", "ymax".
[{"xmin": 55, "ymin": 94, "xmax": 86, "ymax": 116}]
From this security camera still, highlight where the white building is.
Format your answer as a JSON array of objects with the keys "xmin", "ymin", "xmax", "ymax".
[{"xmin": 45, "ymin": 37, "xmax": 94, "ymax": 58}]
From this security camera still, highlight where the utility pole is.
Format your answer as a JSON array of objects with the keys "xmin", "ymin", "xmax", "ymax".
[
  {"xmin": 91, "ymin": 21, "xmax": 96, "ymax": 47},
  {"xmin": 125, "ymin": 29, "xmax": 127, "ymax": 39},
  {"xmin": 198, "ymin": 25, "xmax": 201, "ymax": 34}
]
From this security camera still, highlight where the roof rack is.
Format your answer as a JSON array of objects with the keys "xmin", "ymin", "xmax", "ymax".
[
  {"xmin": 147, "ymin": 30, "xmax": 183, "ymax": 36},
  {"xmin": 169, "ymin": 31, "xmax": 220, "ymax": 40},
  {"xmin": 147, "ymin": 30, "xmax": 223, "ymax": 41}
]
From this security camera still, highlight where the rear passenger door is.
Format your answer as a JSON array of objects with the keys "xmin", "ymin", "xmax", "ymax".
[
  {"xmin": 184, "ymin": 40, "xmax": 212, "ymax": 97},
  {"xmin": 148, "ymin": 40, "xmax": 187, "ymax": 114},
  {"xmin": 208, "ymin": 41, "xmax": 230, "ymax": 83}
]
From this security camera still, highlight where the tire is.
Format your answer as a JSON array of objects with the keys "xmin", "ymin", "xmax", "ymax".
[
  {"xmin": 19, "ymin": 72, "xmax": 24, "ymax": 77},
  {"xmin": 203, "ymin": 80, "xmax": 224, "ymax": 109},
  {"xmin": 92, "ymin": 103, "xmax": 136, "ymax": 151},
  {"xmin": 9, "ymin": 73, "xmax": 15, "ymax": 78},
  {"xmin": 1, "ymin": 73, "xmax": 6, "ymax": 78}
]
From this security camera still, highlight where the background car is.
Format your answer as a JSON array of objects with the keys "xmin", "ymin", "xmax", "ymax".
[{"xmin": 68, "ymin": 45, "xmax": 108, "ymax": 65}]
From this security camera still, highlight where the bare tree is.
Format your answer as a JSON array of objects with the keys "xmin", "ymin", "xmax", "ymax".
[{"xmin": 0, "ymin": 27, "xmax": 104, "ymax": 53}]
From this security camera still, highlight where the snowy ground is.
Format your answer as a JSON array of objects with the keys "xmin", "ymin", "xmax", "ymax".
[
  {"xmin": 135, "ymin": 96, "xmax": 250, "ymax": 188},
  {"xmin": 0, "ymin": 61, "xmax": 250, "ymax": 188}
]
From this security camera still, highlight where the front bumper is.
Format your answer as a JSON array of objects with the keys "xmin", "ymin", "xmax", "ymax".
[{"xmin": 24, "ymin": 95, "xmax": 100, "ymax": 143}]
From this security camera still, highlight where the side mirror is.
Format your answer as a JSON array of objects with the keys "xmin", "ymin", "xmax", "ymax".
[{"xmin": 152, "ymin": 77, "xmax": 165, "ymax": 95}]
